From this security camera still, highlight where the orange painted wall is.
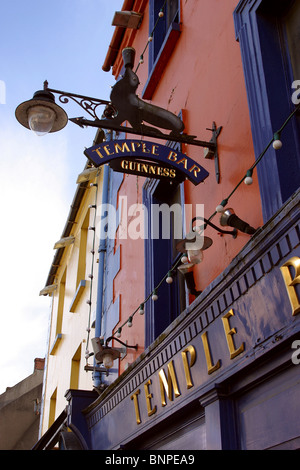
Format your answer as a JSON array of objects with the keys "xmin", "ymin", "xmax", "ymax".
[{"xmin": 110, "ymin": 0, "xmax": 263, "ymax": 374}]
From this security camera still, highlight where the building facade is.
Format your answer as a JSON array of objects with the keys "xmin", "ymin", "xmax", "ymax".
[
  {"xmin": 38, "ymin": 154, "xmax": 104, "ymax": 439},
  {"xmin": 36, "ymin": 0, "xmax": 300, "ymax": 450},
  {"xmin": 0, "ymin": 358, "xmax": 44, "ymax": 450}
]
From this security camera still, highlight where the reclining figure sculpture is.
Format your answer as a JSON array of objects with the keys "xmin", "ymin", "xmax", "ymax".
[{"xmin": 107, "ymin": 47, "xmax": 185, "ymax": 136}]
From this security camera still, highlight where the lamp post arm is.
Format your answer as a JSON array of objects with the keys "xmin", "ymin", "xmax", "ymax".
[
  {"xmin": 43, "ymin": 80, "xmax": 112, "ymax": 120},
  {"xmin": 70, "ymin": 116, "xmax": 217, "ymax": 149},
  {"xmin": 106, "ymin": 335, "xmax": 138, "ymax": 350},
  {"xmin": 41, "ymin": 81, "xmax": 220, "ymax": 152},
  {"xmin": 191, "ymin": 216, "xmax": 237, "ymax": 238}
]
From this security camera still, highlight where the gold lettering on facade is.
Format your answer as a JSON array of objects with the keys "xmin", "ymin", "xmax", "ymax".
[
  {"xmin": 280, "ymin": 256, "xmax": 300, "ymax": 316},
  {"xmin": 90, "ymin": 141, "xmax": 201, "ymax": 181},
  {"xmin": 222, "ymin": 309, "xmax": 245, "ymax": 359},
  {"xmin": 103, "ymin": 144, "xmax": 114, "ymax": 156},
  {"xmin": 144, "ymin": 379, "xmax": 157, "ymax": 417},
  {"xmin": 119, "ymin": 160, "xmax": 176, "ymax": 179},
  {"xmin": 159, "ymin": 360, "xmax": 181, "ymax": 406},
  {"xmin": 151, "ymin": 144, "xmax": 159, "ymax": 155},
  {"xmin": 92, "ymin": 147, "xmax": 105, "ymax": 158},
  {"xmin": 167, "ymin": 150, "xmax": 178, "ymax": 162},
  {"xmin": 114, "ymin": 142, "xmax": 130, "ymax": 153},
  {"xmin": 201, "ymin": 331, "xmax": 221, "ymax": 374},
  {"xmin": 188, "ymin": 164, "xmax": 201, "ymax": 177},
  {"xmin": 131, "ymin": 141, "xmax": 141, "ymax": 152},
  {"xmin": 130, "ymin": 389, "xmax": 141, "ymax": 425},
  {"xmin": 176, "ymin": 157, "xmax": 188, "ymax": 169},
  {"xmin": 142, "ymin": 143, "xmax": 150, "ymax": 153},
  {"xmin": 181, "ymin": 345, "xmax": 196, "ymax": 388}
]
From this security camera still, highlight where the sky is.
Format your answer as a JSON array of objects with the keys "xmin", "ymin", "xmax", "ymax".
[{"xmin": 0, "ymin": 0, "xmax": 123, "ymax": 395}]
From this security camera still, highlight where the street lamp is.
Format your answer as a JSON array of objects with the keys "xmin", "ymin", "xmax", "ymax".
[
  {"xmin": 91, "ymin": 336, "xmax": 138, "ymax": 370},
  {"xmin": 15, "ymin": 47, "xmax": 223, "ymax": 179},
  {"xmin": 176, "ymin": 217, "xmax": 238, "ymax": 297},
  {"xmin": 15, "ymin": 88, "xmax": 68, "ymax": 135}
]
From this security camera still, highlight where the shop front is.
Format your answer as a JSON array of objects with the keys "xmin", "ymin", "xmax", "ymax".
[{"xmin": 65, "ymin": 188, "xmax": 300, "ymax": 450}]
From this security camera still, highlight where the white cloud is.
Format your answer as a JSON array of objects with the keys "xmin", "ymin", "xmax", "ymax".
[{"xmin": 0, "ymin": 125, "xmax": 70, "ymax": 394}]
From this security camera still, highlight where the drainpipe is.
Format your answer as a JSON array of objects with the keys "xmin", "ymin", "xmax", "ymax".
[{"xmin": 93, "ymin": 163, "xmax": 110, "ymax": 389}]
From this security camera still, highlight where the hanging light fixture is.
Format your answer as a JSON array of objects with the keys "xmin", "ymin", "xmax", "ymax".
[
  {"xmin": 91, "ymin": 337, "xmax": 120, "ymax": 369},
  {"xmin": 176, "ymin": 216, "xmax": 237, "ymax": 297},
  {"xmin": 176, "ymin": 216, "xmax": 236, "ymax": 263},
  {"xmin": 15, "ymin": 88, "xmax": 68, "ymax": 135},
  {"xmin": 91, "ymin": 336, "xmax": 138, "ymax": 370},
  {"xmin": 219, "ymin": 208, "xmax": 257, "ymax": 235},
  {"xmin": 176, "ymin": 228, "xmax": 213, "ymax": 265}
]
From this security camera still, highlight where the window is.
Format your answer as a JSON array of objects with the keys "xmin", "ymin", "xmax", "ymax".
[
  {"xmin": 49, "ymin": 267, "xmax": 66, "ymax": 355},
  {"xmin": 234, "ymin": 0, "xmax": 300, "ymax": 221},
  {"xmin": 76, "ymin": 210, "xmax": 90, "ymax": 287},
  {"xmin": 70, "ymin": 345, "xmax": 81, "ymax": 389},
  {"xmin": 56, "ymin": 267, "xmax": 66, "ymax": 336},
  {"xmin": 143, "ymin": 149, "xmax": 187, "ymax": 347},
  {"xmin": 48, "ymin": 389, "xmax": 57, "ymax": 428},
  {"xmin": 70, "ymin": 209, "xmax": 90, "ymax": 313},
  {"xmin": 143, "ymin": 0, "xmax": 181, "ymax": 99},
  {"xmin": 283, "ymin": 0, "xmax": 300, "ymax": 81}
]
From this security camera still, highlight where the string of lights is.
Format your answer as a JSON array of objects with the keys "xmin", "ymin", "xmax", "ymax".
[
  {"xmin": 134, "ymin": 0, "xmax": 168, "ymax": 74},
  {"xmin": 85, "ymin": 5, "xmax": 300, "ymax": 362},
  {"xmin": 110, "ymin": 102, "xmax": 300, "ymax": 339},
  {"xmin": 85, "ymin": 175, "xmax": 100, "ymax": 361}
]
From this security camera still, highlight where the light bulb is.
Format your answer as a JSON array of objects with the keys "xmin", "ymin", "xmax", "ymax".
[
  {"xmin": 139, "ymin": 304, "xmax": 144, "ymax": 315},
  {"xmin": 181, "ymin": 254, "xmax": 188, "ymax": 263},
  {"xmin": 244, "ymin": 169, "xmax": 253, "ymax": 185},
  {"xmin": 102, "ymin": 352, "xmax": 114, "ymax": 369},
  {"xmin": 216, "ymin": 199, "xmax": 228, "ymax": 213},
  {"xmin": 166, "ymin": 273, "xmax": 173, "ymax": 284},
  {"xmin": 273, "ymin": 132, "xmax": 282, "ymax": 150},
  {"xmin": 273, "ymin": 139, "xmax": 282, "ymax": 150},
  {"xmin": 128, "ymin": 316, "xmax": 133, "ymax": 327},
  {"xmin": 216, "ymin": 204, "xmax": 225, "ymax": 213},
  {"xmin": 28, "ymin": 105, "xmax": 56, "ymax": 136},
  {"xmin": 116, "ymin": 328, "xmax": 122, "ymax": 338},
  {"xmin": 152, "ymin": 290, "xmax": 158, "ymax": 301}
]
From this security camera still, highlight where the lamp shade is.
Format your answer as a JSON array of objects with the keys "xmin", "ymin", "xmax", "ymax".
[
  {"xmin": 15, "ymin": 89, "xmax": 68, "ymax": 134},
  {"xmin": 91, "ymin": 337, "xmax": 121, "ymax": 369},
  {"xmin": 176, "ymin": 234, "xmax": 213, "ymax": 254}
]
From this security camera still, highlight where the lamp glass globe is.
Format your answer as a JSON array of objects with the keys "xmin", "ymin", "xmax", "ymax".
[
  {"xmin": 28, "ymin": 105, "xmax": 56, "ymax": 136},
  {"xmin": 103, "ymin": 352, "xmax": 114, "ymax": 369}
]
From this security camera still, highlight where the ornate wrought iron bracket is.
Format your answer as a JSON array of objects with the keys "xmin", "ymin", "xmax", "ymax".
[
  {"xmin": 69, "ymin": 115, "xmax": 218, "ymax": 150},
  {"xmin": 44, "ymin": 80, "xmax": 221, "ymax": 162},
  {"xmin": 44, "ymin": 80, "xmax": 111, "ymax": 121}
]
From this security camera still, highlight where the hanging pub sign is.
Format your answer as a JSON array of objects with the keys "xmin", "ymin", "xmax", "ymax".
[{"xmin": 84, "ymin": 139, "xmax": 209, "ymax": 186}]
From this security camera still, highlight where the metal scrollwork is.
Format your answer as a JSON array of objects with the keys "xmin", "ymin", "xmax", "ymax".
[
  {"xmin": 56, "ymin": 92, "xmax": 111, "ymax": 120},
  {"xmin": 44, "ymin": 81, "xmax": 112, "ymax": 121}
]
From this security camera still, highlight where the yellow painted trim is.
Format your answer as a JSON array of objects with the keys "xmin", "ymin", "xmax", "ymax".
[
  {"xmin": 50, "ymin": 333, "xmax": 63, "ymax": 355},
  {"xmin": 69, "ymin": 280, "xmax": 86, "ymax": 313}
]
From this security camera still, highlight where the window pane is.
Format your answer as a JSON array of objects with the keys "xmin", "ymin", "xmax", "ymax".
[
  {"xmin": 167, "ymin": 0, "xmax": 179, "ymax": 28},
  {"xmin": 285, "ymin": 0, "xmax": 300, "ymax": 80}
]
